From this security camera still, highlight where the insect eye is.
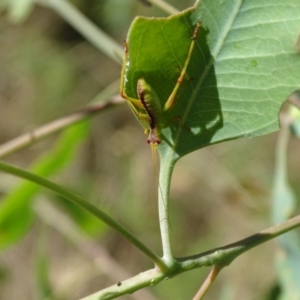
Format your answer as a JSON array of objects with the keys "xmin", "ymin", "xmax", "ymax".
[{"xmin": 147, "ymin": 139, "xmax": 151, "ymax": 144}]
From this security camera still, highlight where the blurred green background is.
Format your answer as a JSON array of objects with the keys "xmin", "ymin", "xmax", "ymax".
[{"xmin": 0, "ymin": 0, "xmax": 299, "ymax": 299}]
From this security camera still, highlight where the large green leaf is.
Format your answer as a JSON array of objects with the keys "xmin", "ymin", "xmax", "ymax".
[{"xmin": 123, "ymin": 0, "xmax": 300, "ymax": 162}]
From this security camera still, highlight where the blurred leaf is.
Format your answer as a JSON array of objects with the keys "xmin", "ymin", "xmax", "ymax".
[
  {"xmin": 0, "ymin": 122, "xmax": 89, "ymax": 250},
  {"xmin": 272, "ymin": 126, "xmax": 300, "ymax": 300},
  {"xmin": 7, "ymin": 0, "xmax": 35, "ymax": 23},
  {"xmin": 123, "ymin": 0, "xmax": 300, "ymax": 162}
]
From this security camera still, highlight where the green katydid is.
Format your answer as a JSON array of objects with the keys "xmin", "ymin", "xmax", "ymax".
[{"xmin": 120, "ymin": 22, "xmax": 201, "ymax": 152}]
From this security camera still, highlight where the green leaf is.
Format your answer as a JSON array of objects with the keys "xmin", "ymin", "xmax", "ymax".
[
  {"xmin": 123, "ymin": 0, "xmax": 300, "ymax": 162},
  {"xmin": 0, "ymin": 122, "xmax": 89, "ymax": 250}
]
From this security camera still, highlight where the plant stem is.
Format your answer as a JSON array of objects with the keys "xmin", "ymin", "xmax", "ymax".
[
  {"xmin": 192, "ymin": 265, "xmax": 222, "ymax": 300},
  {"xmin": 147, "ymin": 0, "xmax": 179, "ymax": 14},
  {"xmin": 178, "ymin": 214, "xmax": 300, "ymax": 268},
  {"xmin": 34, "ymin": 200, "xmax": 157, "ymax": 300},
  {"xmin": 0, "ymin": 161, "xmax": 167, "ymax": 271},
  {"xmin": 79, "ymin": 214, "xmax": 300, "ymax": 299},
  {"xmin": 0, "ymin": 96, "xmax": 123, "ymax": 159},
  {"xmin": 39, "ymin": 0, "xmax": 123, "ymax": 63},
  {"xmin": 158, "ymin": 158, "xmax": 175, "ymax": 266},
  {"xmin": 81, "ymin": 268, "xmax": 165, "ymax": 300}
]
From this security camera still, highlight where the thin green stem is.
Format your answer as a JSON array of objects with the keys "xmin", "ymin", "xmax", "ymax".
[
  {"xmin": 147, "ymin": 0, "xmax": 179, "ymax": 14},
  {"xmin": 0, "ymin": 160, "xmax": 167, "ymax": 271},
  {"xmin": 35, "ymin": 200, "xmax": 157, "ymax": 300},
  {"xmin": 158, "ymin": 158, "xmax": 176, "ymax": 266},
  {"xmin": 80, "ymin": 214, "xmax": 300, "ymax": 299},
  {"xmin": 39, "ymin": 0, "xmax": 123, "ymax": 64},
  {"xmin": 80, "ymin": 268, "xmax": 165, "ymax": 300},
  {"xmin": 177, "ymin": 214, "xmax": 300, "ymax": 268}
]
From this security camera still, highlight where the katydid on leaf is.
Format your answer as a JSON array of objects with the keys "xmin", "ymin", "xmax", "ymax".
[{"xmin": 120, "ymin": 22, "xmax": 201, "ymax": 151}]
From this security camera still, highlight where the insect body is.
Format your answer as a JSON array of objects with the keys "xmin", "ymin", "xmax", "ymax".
[
  {"xmin": 120, "ymin": 22, "xmax": 201, "ymax": 147},
  {"xmin": 137, "ymin": 78, "xmax": 162, "ymax": 145}
]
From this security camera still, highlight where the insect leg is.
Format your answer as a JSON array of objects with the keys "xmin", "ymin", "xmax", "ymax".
[
  {"xmin": 126, "ymin": 100, "xmax": 151, "ymax": 134},
  {"xmin": 120, "ymin": 41, "xmax": 146, "ymax": 110},
  {"xmin": 163, "ymin": 22, "xmax": 201, "ymax": 111}
]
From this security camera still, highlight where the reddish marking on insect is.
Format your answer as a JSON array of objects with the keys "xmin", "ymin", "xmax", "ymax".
[{"xmin": 147, "ymin": 131, "xmax": 161, "ymax": 145}]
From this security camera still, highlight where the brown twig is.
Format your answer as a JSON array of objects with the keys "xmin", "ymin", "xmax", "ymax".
[
  {"xmin": 0, "ymin": 96, "xmax": 125, "ymax": 158},
  {"xmin": 192, "ymin": 265, "xmax": 223, "ymax": 300}
]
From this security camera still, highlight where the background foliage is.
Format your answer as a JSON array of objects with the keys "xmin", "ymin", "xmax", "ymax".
[{"xmin": 0, "ymin": 0, "xmax": 299, "ymax": 299}]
